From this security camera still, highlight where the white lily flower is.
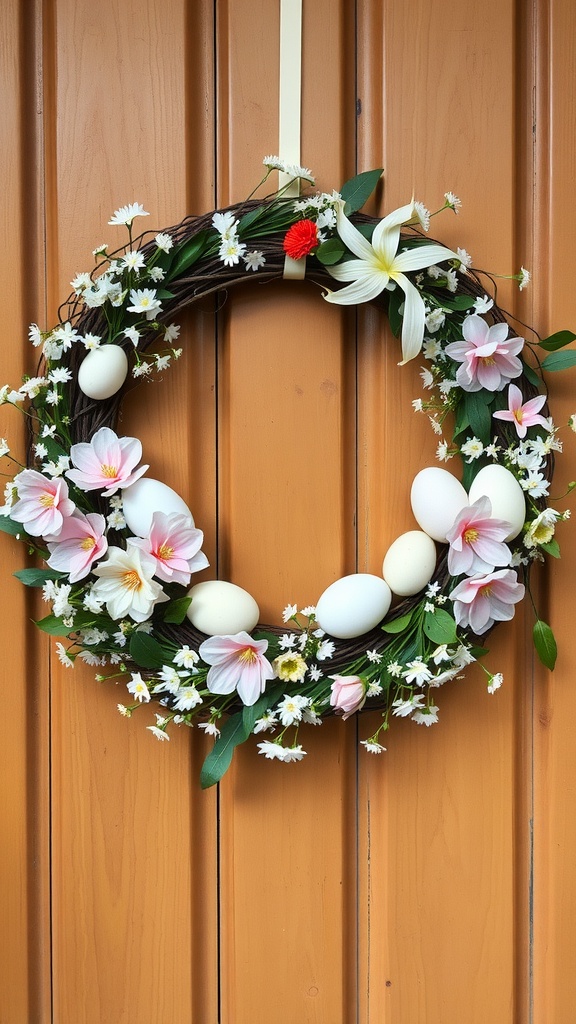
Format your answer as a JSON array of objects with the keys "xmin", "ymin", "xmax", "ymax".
[{"xmin": 324, "ymin": 200, "xmax": 459, "ymax": 363}]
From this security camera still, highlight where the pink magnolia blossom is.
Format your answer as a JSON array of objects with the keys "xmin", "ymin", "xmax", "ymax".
[
  {"xmin": 130, "ymin": 511, "xmax": 209, "ymax": 584},
  {"xmin": 329, "ymin": 675, "xmax": 367, "ymax": 720},
  {"xmin": 198, "ymin": 631, "xmax": 275, "ymax": 706},
  {"xmin": 492, "ymin": 384, "xmax": 549, "ymax": 439},
  {"xmin": 46, "ymin": 511, "xmax": 108, "ymax": 583},
  {"xmin": 446, "ymin": 496, "xmax": 512, "ymax": 576},
  {"xmin": 445, "ymin": 314, "xmax": 524, "ymax": 392},
  {"xmin": 451, "ymin": 568, "xmax": 525, "ymax": 635},
  {"xmin": 66, "ymin": 426, "xmax": 148, "ymax": 497},
  {"xmin": 10, "ymin": 469, "xmax": 75, "ymax": 537}
]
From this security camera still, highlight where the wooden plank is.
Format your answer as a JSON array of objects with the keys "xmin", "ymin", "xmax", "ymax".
[
  {"xmin": 47, "ymin": 2, "xmax": 219, "ymax": 1021},
  {"xmin": 0, "ymin": 2, "xmax": 52, "ymax": 1021},
  {"xmin": 215, "ymin": 1, "xmax": 359, "ymax": 1021},
  {"xmin": 356, "ymin": 1, "xmax": 531, "ymax": 1019},
  {"xmin": 532, "ymin": 2, "xmax": 576, "ymax": 1020}
]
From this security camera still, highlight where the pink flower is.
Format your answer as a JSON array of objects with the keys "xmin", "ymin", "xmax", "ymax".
[
  {"xmin": 130, "ymin": 512, "xmax": 209, "ymax": 584},
  {"xmin": 329, "ymin": 675, "xmax": 367, "ymax": 720},
  {"xmin": 198, "ymin": 631, "xmax": 276, "ymax": 706},
  {"xmin": 46, "ymin": 511, "xmax": 108, "ymax": 582},
  {"xmin": 445, "ymin": 314, "xmax": 524, "ymax": 392},
  {"xmin": 451, "ymin": 568, "xmax": 525, "ymax": 634},
  {"xmin": 492, "ymin": 384, "xmax": 549, "ymax": 439},
  {"xmin": 446, "ymin": 496, "xmax": 512, "ymax": 576},
  {"xmin": 66, "ymin": 426, "xmax": 148, "ymax": 497},
  {"xmin": 10, "ymin": 469, "xmax": 76, "ymax": 537}
]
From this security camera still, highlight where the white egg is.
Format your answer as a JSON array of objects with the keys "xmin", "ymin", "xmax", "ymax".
[
  {"xmin": 77, "ymin": 344, "xmax": 128, "ymax": 400},
  {"xmin": 410, "ymin": 467, "xmax": 469, "ymax": 542},
  {"xmin": 123, "ymin": 478, "xmax": 194, "ymax": 537},
  {"xmin": 468, "ymin": 464, "xmax": 526, "ymax": 540},
  {"xmin": 382, "ymin": 531, "xmax": 437, "ymax": 597},
  {"xmin": 186, "ymin": 580, "xmax": 260, "ymax": 636},
  {"xmin": 316, "ymin": 573, "xmax": 392, "ymax": 639}
]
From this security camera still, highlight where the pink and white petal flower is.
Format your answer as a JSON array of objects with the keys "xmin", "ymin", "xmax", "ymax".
[
  {"xmin": 66, "ymin": 426, "xmax": 149, "ymax": 497},
  {"xmin": 445, "ymin": 315, "xmax": 524, "ymax": 392},
  {"xmin": 493, "ymin": 384, "xmax": 549, "ymax": 439},
  {"xmin": 130, "ymin": 511, "xmax": 209, "ymax": 584},
  {"xmin": 446, "ymin": 496, "xmax": 512, "ymax": 575},
  {"xmin": 198, "ymin": 631, "xmax": 275, "ymax": 706},
  {"xmin": 450, "ymin": 568, "xmax": 525, "ymax": 635},
  {"xmin": 46, "ymin": 511, "xmax": 108, "ymax": 582},
  {"xmin": 329, "ymin": 674, "xmax": 367, "ymax": 720},
  {"xmin": 10, "ymin": 469, "xmax": 76, "ymax": 537}
]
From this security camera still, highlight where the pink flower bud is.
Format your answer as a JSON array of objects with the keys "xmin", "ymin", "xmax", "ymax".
[{"xmin": 329, "ymin": 675, "xmax": 367, "ymax": 720}]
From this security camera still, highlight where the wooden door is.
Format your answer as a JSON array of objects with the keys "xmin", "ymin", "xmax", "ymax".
[{"xmin": 2, "ymin": 1, "xmax": 575, "ymax": 1021}]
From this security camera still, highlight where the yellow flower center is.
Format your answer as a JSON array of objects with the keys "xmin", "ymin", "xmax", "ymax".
[
  {"xmin": 480, "ymin": 584, "xmax": 493, "ymax": 597},
  {"xmin": 480, "ymin": 356, "xmax": 496, "ymax": 365},
  {"xmin": 122, "ymin": 569, "xmax": 143, "ymax": 592},
  {"xmin": 238, "ymin": 647, "xmax": 258, "ymax": 664},
  {"xmin": 464, "ymin": 528, "xmax": 479, "ymax": 544},
  {"xmin": 100, "ymin": 463, "xmax": 118, "ymax": 478},
  {"xmin": 39, "ymin": 492, "xmax": 55, "ymax": 507},
  {"xmin": 157, "ymin": 543, "xmax": 174, "ymax": 561},
  {"xmin": 80, "ymin": 536, "xmax": 96, "ymax": 550},
  {"xmin": 513, "ymin": 408, "xmax": 524, "ymax": 424}
]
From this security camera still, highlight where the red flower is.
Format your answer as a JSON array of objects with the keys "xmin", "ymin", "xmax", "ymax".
[{"xmin": 283, "ymin": 219, "xmax": 319, "ymax": 260}]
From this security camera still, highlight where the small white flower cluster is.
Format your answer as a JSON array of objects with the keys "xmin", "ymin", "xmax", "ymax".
[
  {"xmin": 292, "ymin": 190, "xmax": 342, "ymax": 240},
  {"xmin": 212, "ymin": 210, "xmax": 265, "ymax": 272}
]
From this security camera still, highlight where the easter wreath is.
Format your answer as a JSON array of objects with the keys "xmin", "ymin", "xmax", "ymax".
[{"xmin": 1, "ymin": 157, "xmax": 574, "ymax": 786}]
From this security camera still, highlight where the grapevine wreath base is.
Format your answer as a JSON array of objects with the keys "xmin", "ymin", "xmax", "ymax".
[{"xmin": 1, "ymin": 158, "xmax": 573, "ymax": 786}]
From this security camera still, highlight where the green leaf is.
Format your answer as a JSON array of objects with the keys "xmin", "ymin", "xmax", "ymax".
[
  {"xmin": 540, "ymin": 538, "xmax": 561, "ymax": 558},
  {"xmin": 522, "ymin": 362, "xmax": 542, "ymax": 389},
  {"xmin": 381, "ymin": 610, "xmax": 414, "ymax": 635},
  {"xmin": 387, "ymin": 286, "xmax": 404, "ymax": 338},
  {"xmin": 35, "ymin": 614, "xmax": 75, "ymax": 637},
  {"xmin": 162, "ymin": 596, "xmax": 192, "ymax": 624},
  {"xmin": 423, "ymin": 609, "xmax": 459, "ymax": 645},
  {"xmin": 533, "ymin": 619, "xmax": 557, "ymax": 670},
  {"xmin": 200, "ymin": 713, "xmax": 249, "ymax": 789},
  {"xmin": 129, "ymin": 631, "xmax": 166, "ymax": 670},
  {"xmin": 464, "ymin": 392, "xmax": 492, "ymax": 444},
  {"xmin": 168, "ymin": 231, "xmax": 209, "ymax": 280},
  {"xmin": 14, "ymin": 568, "xmax": 66, "ymax": 587},
  {"xmin": 315, "ymin": 238, "xmax": 346, "ymax": 266},
  {"xmin": 437, "ymin": 294, "xmax": 476, "ymax": 311},
  {"xmin": 539, "ymin": 330, "xmax": 576, "ymax": 351},
  {"xmin": 241, "ymin": 682, "xmax": 284, "ymax": 736},
  {"xmin": 154, "ymin": 288, "xmax": 176, "ymax": 300},
  {"xmin": 340, "ymin": 168, "xmax": 383, "ymax": 215},
  {"xmin": 0, "ymin": 515, "xmax": 26, "ymax": 537},
  {"xmin": 238, "ymin": 206, "xmax": 266, "ymax": 235},
  {"xmin": 542, "ymin": 350, "xmax": 576, "ymax": 372}
]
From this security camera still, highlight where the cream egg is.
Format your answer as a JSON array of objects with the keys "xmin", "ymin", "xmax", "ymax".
[
  {"xmin": 77, "ymin": 344, "xmax": 128, "ymax": 400},
  {"xmin": 468, "ymin": 464, "xmax": 526, "ymax": 540},
  {"xmin": 382, "ymin": 530, "xmax": 437, "ymax": 597},
  {"xmin": 410, "ymin": 467, "xmax": 469, "ymax": 542},
  {"xmin": 186, "ymin": 580, "xmax": 260, "ymax": 636},
  {"xmin": 122, "ymin": 478, "xmax": 194, "ymax": 537},
  {"xmin": 316, "ymin": 573, "xmax": 392, "ymax": 639}
]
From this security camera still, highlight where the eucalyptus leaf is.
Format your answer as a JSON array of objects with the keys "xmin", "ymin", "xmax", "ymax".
[
  {"xmin": 200, "ymin": 713, "xmax": 250, "ymax": 789},
  {"xmin": 522, "ymin": 362, "xmax": 543, "ymax": 389},
  {"xmin": 533, "ymin": 619, "xmax": 557, "ymax": 670},
  {"xmin": 163, "ymin": 596, "xmax": 192, "ymax": 624},
  {"xmin": 539, "ymin": 330, "xmax": 576, "ymax": 351},
  {"xmin": 129, "ymin": 631, "xmax": 166, "ymax": 670},
  {"xmin": 14, "ymin": 568, "xmax": 66, "ymax": 587},
  {"xmin": 381, "ymin": 610, "xmax": 414, "ymax": 635},
  {"xmin": 0, "ymin": 515, "xmax": 26, "ymax": 537},
  {"xmin": 541, "ymin": 350, "xmax": 576, "ymax": 372},
  {"xmin": 316, "ymin": 238, "xmax": 346, "ymax": 266},
  {"xmin": 341, "ymin": 167, "xmax": 383, "ymax": 215},
  {"xmin": 423, "ymin": 609, "xmax": 459, "ymax": 645}
]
